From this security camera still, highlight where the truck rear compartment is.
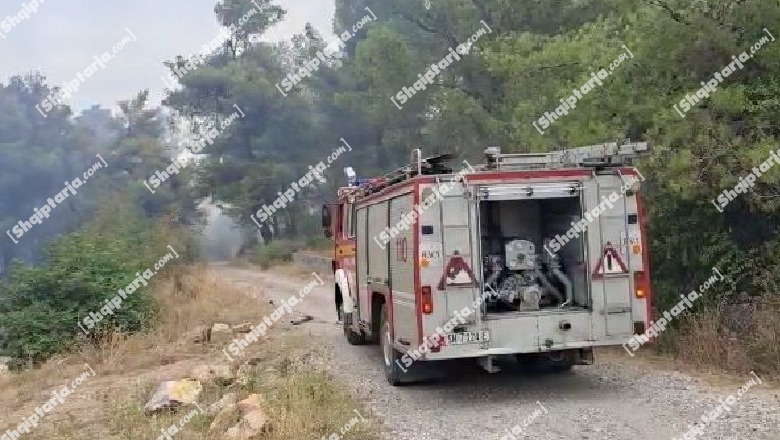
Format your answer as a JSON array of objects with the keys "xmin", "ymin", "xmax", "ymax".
[{"xmin": 478, "ymin": 195, "xmax": 589, "ymax": 315}]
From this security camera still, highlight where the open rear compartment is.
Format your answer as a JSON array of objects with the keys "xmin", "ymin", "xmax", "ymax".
[{"xmin": 478, "ymin": 191, "xmax": 589, "ymax": 315}]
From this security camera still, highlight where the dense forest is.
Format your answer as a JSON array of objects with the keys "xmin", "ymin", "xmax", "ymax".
[{"xmin": 2, "ymin": 0, "xmax": 780, "ymax": 370}]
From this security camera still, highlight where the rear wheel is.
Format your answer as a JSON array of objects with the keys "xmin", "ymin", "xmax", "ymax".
[
  {"xmin": 380, "ymin": 305, "xmax": 405, "ymax": 385},
  {"xmin": 546, "ymin": 351, "xmax": 574, "ymax": 372},
  {"xmin": 517, "ymin": 351, "xmax": 575, "ymax": 373},
  {"xmin": 549, "ymin": 363, "xmax": 573, "ymax": 372},
  {"xmin": 340, "ymin": 304, "xmax": 365, "ymax": 345}
]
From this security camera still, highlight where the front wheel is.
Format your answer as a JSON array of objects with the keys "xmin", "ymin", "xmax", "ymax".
[{"xmin": 340, "ymin": 304, "xmax": 366, "ymax": 345}]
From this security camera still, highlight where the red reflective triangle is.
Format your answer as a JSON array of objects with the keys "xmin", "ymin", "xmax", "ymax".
[
  {"xmin": 592, "ymin": 241, "xmax": 628, "ymax": 278},
  {"xmin": 438, "ymin": 252, "xmax": 478, "ymax": 290}
]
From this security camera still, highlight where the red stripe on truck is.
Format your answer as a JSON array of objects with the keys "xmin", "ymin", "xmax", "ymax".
[
  {"xmin": 635, "ymin": 192, "xmax": 653, "ymax": 327},
  {"xmin": 413, "ymin": 182, "xmax": 423, "ymax": 349}
]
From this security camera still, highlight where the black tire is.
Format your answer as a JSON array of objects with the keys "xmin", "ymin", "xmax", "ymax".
[
  {"xmin": 340, "ymin": 304, "xmax": 366, "ymax": 345},
  {"xmin": 517, "ymin": 352, "xmax": 574, "ymax": 373},
  {"xmin": 549, "ymin": 363, "xmax": 573, "ymax": 373},
  {"xmin": 545, "ymin": 350, "xmax": 575, "ymax": 372},
  {"xmin": 380, "ymin": 305, "xmax": 406, "ymax": 386}
]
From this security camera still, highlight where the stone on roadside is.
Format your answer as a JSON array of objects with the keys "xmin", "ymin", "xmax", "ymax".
[
  {"xmin": 244, "ymin": 409, "xmax": 272, "ymax": 434},
  {"xmin": 236, "ymin": 364, "xmax": 257, "ymax": 386},
  {"xmin": 232, "ymin": 322, "xmax": 254, "ymax": 333},
  {"xmin": 211, "ymin": 323, "xmax": 234, "ymax": 344},
  {"xmin": 209, "ymin": 403, "xmax": 240, "ymax": 432},
  {"xmin": 220, "ymin": 394, "xmax": 272, "ymax": 439},
  {"xmin": 144, "ymin": 379, "xmax": 202, "ymax": 415},
  {"xmin": 225, "ymin": 408, "xmax": 272, "ymax": 439},
  {"xmin": 188, "ymin": 325, "xmax": 211, "ymax": 343},
  {"xmin": 290, "ymin": 314, "xmax": 313, "ymax": 325},
  {"xmin": 206, "ymin": 392, "xmax": 238, "ymax": 417},
  {"xmin": 237, "ymin": 393, "xmax": 266, "ymax": 413},
  {"xmin": 0, "ymin": 357, "xmax": 11, "ymax": 377}
]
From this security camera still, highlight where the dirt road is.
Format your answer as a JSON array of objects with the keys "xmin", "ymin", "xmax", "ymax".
[{"xmin": 215, "ymin": 264, "xmax": 780, "ymax": 440}]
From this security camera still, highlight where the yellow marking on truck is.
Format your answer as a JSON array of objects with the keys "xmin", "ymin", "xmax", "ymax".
[{"xmin": 337, "ymin": 243, "xmax": 356, "ymax": 257}]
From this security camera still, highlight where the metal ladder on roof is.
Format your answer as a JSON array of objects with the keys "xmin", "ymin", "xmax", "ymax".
[{"xmin": 482, "ymin": 141, "xmax": 651, "ymax": 171}]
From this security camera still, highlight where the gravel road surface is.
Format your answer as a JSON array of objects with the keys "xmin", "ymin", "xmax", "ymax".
[{"xmin": 215, "ymin": 264, "xmax": 780, "ymax": 440}]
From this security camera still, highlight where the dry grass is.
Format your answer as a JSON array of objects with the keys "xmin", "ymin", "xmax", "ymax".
[
  {"xmin": 304, "ymin": 248, "xmax": 333, "ymax": 257},
  {"xmin": 273, "ymin": 263, "xmax": 322, "ymax": 278},
  {"xmin": 106, "ymin": 332, "xmax": 377, "ymax": 440},
  {"xmin": 654, "ymin": 298, "xmax": 780, "ymax": 381},
  {"xmin": 0, "ymin": 265, "xmax": 378, "ymax": 440}
]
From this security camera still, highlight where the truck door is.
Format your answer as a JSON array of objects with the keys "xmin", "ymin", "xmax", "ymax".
[
  {"xmin": 585, "ymin": 173, "xmax": 634, "ymax": 338},
  {"xmin": 388, "ymin": 195, "xmax": 417, "ymax": 346},
  {"xmin": 436, "ymin": 180, "xmax": 482, "ymax": 327}
]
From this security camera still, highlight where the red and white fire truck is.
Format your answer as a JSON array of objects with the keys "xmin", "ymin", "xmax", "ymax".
[{"xmin": 322, "ymin": 142, "xmax": 652, "ymax": 385}]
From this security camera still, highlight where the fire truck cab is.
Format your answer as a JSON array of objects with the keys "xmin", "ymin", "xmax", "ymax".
[{"xmin": 322, "ymin": 142, "xmax": 652, "ymax": 385}]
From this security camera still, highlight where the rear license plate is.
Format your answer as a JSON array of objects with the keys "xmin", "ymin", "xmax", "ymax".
[{"xmin": 446, "ymin": 331, "xmax": 489, "ymax": 345}]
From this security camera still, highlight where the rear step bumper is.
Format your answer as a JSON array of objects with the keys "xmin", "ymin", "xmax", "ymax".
[{"xmin": 412, "ymin": 338, "xmax": 630, "ymax": 361}]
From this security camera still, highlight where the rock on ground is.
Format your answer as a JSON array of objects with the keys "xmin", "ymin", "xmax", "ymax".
[
  {"xmin": 206, "ymin": 393, "xmax": 238, "ymax": 417},
  {"xmin": 144, "ymin": 379, "xmax": 202, "ymax": 415},
  {"xmin": 211, "ymin": 323, "xmax": 235, "ymax": 344},
  {"xmin": 210, "ymin": 403, "xmax": 240, "ymax": 433},
  {"xmin": 212, "ymin": 265, "xmax": 780, "ymax": 440}
]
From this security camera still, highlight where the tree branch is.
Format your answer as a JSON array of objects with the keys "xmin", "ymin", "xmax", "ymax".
[
  {"xmin": 648, "ymin": 0, "xmax": 692, "ymax": 25},
  {"xmin": 392, "ymin": 7, "xmax": 461, "ymax": 49}
]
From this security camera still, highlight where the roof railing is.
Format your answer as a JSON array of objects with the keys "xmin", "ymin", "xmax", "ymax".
[
  {"xmin": 344, "ymin": 141, "xmax": 651, "ymax": 199},
  {"xmin": 482, "ymin": 141, "xmax": 651, "ymax": 171}
]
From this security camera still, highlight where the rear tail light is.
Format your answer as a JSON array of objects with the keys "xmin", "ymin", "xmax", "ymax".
[
  {"xmin": 421, "ymin": 286, "xmax": 433, "ymax": 314},
  {"xmin": 634, "ymin": 271, "xmax": 647, "ymax": 298}
]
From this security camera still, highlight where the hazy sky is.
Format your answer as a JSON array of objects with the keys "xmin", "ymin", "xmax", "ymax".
[{"xmin": 0, "ymin": 0, "xmax": 335, "ymax": 113}]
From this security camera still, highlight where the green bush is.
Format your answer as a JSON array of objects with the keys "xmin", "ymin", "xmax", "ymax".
[
  {"xmin": 0, "ymin": 202, "xmax": 189, "ymax": 364},
  {"xmin": 250, "ymin": 240, "xmax": 300, "ymax": 269},
  {"xmin": 305, "ymin": 235, "xmax": 332, "ymax": 251}
]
